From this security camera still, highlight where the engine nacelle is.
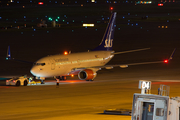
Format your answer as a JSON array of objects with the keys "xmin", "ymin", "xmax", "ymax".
[{"xmin": 78, "ymin": 69, "xmax": 97, "ymax": 80}]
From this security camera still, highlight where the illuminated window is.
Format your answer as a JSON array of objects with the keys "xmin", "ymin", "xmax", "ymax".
[
  {"xmin": 83, "ymin": 24, "xmax": 94, "ymax": 27},
  {"xmin": 156, "ymin": 108, "xmax": 164, "ymax": 116},
  {"xmin": 34, "ymin": 63, "xmax": 45, "ymax": 66}
]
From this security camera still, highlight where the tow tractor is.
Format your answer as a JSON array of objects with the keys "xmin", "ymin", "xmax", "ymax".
[
  {"xmin": 6, "ymin": 75, "xmax": 29, "ymax": 86},
  {"xmin": 131, "ymin": 80, "xmax": 180, "ymax": 120}
]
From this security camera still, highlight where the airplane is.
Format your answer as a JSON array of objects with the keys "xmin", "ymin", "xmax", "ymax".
[{"xmin": 6, "ymin": 12, "xmax": 175, "ymax": 84}]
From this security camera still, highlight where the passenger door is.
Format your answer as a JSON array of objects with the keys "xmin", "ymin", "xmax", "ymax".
[
  {"xmin": 142, "ymin": 102, "xmax": 154, "ymax": 120},
  {"xmin": 50, "ymin": 59, "xmax": 55, "ymax": 70}
]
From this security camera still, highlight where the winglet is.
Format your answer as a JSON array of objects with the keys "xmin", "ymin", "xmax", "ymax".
[
  {"xmin": 6, "ymin": 46, "xmax": 11, "ymax": 60},
  {"xmin": 168, "ymin": 48, "xmax": 176, "ymax": 61}
]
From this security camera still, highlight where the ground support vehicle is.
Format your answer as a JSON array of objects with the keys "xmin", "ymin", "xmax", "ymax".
[
  {"xmin": 6, "ymin": 76, "xmax": 28, "ymax": 86},
  {"xmin": 29, "ymin": 80, "xmax": 41, "ymax": 85}
]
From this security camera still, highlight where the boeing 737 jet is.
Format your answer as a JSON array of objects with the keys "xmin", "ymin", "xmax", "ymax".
[{"xmin": 7, "ymin": 12, "xmax": 175, "ymax": 83}]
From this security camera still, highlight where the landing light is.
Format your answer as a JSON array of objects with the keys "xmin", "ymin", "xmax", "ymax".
[
  {"xmin": 71, "ymin": 74, "xmax": 74, "ymax": 77},
  {"xmin": 164, "ymin": 59, "xmax": 168, "ymax": 63}
]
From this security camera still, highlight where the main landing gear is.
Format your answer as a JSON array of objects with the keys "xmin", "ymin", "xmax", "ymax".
[
  {"xmin": 86, "ymin": 79, "xmax": 94, "ymax": 81},
  {"xmin": 56, "ymin": 76, "xmax": 66, "ymax": 81}
]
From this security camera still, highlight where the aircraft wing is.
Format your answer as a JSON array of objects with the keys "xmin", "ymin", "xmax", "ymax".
[
  {"xmin": 74, "ymin": 48, "xmax": 176, "ymax": 70},
  {"xmin": 92, "ymin": 60, "xmax": 167, "ymax": 69}
]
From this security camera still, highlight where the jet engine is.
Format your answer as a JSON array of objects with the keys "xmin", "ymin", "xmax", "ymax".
[{"xmin": 78, "ymin": 69, "xmax": 97, "ymax": 80}]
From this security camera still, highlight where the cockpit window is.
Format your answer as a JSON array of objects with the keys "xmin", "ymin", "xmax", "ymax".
[{"xmin": 34, "ymin": 63, "xmax": 46, "ymax": 66}]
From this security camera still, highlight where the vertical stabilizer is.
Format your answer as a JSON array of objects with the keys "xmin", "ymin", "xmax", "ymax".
[
  {"xmin": 6, "ymin": 46, "xmax": 11, "ymax": 60},
  {"xmin": 93, "ymin": 12, "xmax": 117, "ymax": 51}
]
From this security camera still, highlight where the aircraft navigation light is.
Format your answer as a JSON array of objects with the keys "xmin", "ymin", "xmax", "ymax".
[
  {"xmin": 64, "ymin": 51, "xmax": 68, "ymax": 55},
  {"xmin": 71, "ymin": 74, "xmax": 74, "ymax": 77},
  {"xmin": 164, "ymin": 59, "xmax": 168, "ymax": 63}
]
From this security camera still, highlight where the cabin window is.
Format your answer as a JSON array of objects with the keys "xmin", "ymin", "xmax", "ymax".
[
  {"xmin": 34, "ymin": 63, "xmax": 46, "ymax": 66},
  {"xmin": 156, "ymin": 108, "xmax": 164, "ymax": 116}
]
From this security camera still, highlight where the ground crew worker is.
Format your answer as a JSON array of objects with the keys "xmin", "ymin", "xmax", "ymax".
[{"xmin": 56, "ymin": 78, "xmax": 59, "ymax": 87}]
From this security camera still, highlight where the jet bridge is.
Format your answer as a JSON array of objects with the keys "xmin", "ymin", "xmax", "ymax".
[{"xmin": 131, "ymin": 80, "xmax": 180, "ymax": 120}]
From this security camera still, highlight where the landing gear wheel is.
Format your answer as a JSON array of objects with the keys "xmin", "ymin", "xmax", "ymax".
[
  {"xmin": 86, "ymin": 79, "xmax": 94, "ymax": 81},
  {"xmin": 41, "ymin": 80, "xmax": 45, "ymax": 84},
  {"xmin": 61, "ymin": 76, "xmax": 66, "ymax": 81}
]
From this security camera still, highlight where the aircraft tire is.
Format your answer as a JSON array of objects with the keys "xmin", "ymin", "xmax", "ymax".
[
  {"xmin": 16, "ymin": 81, "xmax": 20, "ymax": 86},
  {"xmin": 62, "ymin": 76, "xmax": 66, "ymax": 81},
  {"xmin": 41, "ymin": 80, "xmax": 45, "ymax": 84}
]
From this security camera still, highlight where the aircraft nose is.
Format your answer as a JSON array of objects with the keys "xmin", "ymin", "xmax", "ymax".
[{"xmin": 30, "ymin": 66, "xmax": 38, "ymax": 76}]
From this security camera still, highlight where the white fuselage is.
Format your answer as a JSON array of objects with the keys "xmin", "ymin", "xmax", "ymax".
[{"xmin": 30, "ymin": 51, "xmax": 114, "ymax": 78}]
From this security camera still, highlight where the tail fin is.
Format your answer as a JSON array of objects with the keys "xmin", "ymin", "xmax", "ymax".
[
  {"xmin": 6, "ymin": 46, "xmax": 11, "ymax": 60},
  {"xmin": 93, "ymin": 12, "xmax": 117, "ymax": 51}
]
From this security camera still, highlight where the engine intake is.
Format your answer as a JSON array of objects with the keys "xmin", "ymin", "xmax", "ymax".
[{"xmin": 78, "ymin": 69, "xmax": 97, "ymax": 80}]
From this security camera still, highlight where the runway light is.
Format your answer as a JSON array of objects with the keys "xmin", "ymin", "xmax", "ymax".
[
  {"xmin": 110, "ymin": 7, "xmax": 113, "ymax": 10},
  {"xmin": 164, "ymin": 59, "xmax": 168, "ymax": 63},
  {"xmin": 64, "ymin": 51, "xmax": 68, "ymax": 55},
  {"xmin": 38, "ymin": 2, "xmax": 44, "ymax": 5},
  {"xmin": 158, "ymin": 3, "xmax": 163, "ymax": 6}
]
